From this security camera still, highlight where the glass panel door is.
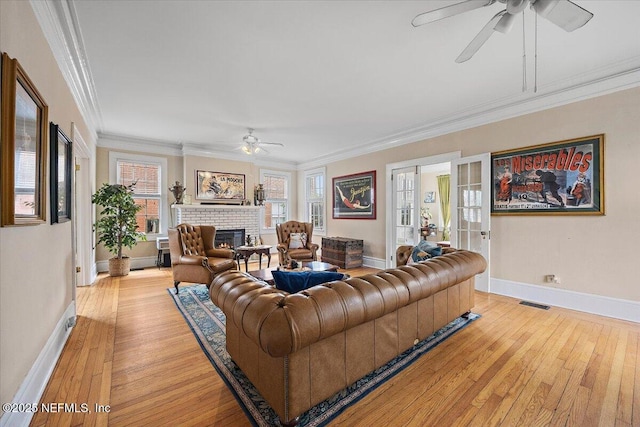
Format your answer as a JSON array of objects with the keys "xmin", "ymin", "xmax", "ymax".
[
  {"xmin": 451, "ymin": 154, "xmax": 491, "ymax": 292},
  {"xmin": 392, "ymin": 167, "xmax": 419, "ymax": 253}
]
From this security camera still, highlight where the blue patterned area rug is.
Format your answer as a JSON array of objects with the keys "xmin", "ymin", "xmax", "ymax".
[{"xmin": 169, "ymin": 284, "xmax": 480, "ymax": 427}]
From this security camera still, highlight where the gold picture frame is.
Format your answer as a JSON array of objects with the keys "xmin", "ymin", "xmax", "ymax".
[
  {"xmin": 1, "ymin": 53, "xmax": 49, "ymax": 226},
  {"xmin": 195, "ymin": 170, "xmax": 246, "ymax": 204},
  {"xmin": 491, "ymin": 134, "xmax": 604, "ymax": 215}
]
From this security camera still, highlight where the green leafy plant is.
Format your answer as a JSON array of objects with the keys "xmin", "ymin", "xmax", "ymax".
[{"xmin": 92, "ymin": 183, "xmax": 146, "ymax": 259}]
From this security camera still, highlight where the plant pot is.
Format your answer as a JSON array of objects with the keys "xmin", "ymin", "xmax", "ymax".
[{"xmin": 109, "ymin": 257, "xmax": 130, "ymax": 277}]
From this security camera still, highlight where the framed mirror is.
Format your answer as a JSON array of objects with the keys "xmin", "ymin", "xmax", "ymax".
[
  {"xmin": 1, "ymin": 53, "xmax": 49, "ymax": 226},
  {"xmin": 50, "ymin": 122, "xmax": 72, "ymax": 223}
]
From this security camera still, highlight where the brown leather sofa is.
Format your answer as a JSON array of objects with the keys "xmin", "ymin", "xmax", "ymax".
[
  {"xmin": 168, "ymin": 224, "xmax": 237, "ymax": 294},
  {"xmin": 275, "ymin": 220, "xmax": 319, "ymax": 266},
  {"xmin": 209, "ymin": 248, "xmax": 486, "ymax": 424}
]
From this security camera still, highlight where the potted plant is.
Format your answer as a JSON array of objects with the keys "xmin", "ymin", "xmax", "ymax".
[{"xmin": 92, "ymin": 183, "xmax": 146, "ymax": 276}]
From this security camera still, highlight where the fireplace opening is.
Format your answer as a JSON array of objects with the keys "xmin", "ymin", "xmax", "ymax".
[{"xmin": 215, "ymin": 229, "xmax": 245, "ymax": 249}]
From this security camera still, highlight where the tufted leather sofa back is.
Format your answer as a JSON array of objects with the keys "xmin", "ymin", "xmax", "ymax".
[
  {"xmin": 210, "ymin": 249, "xmax": 486, "ymax": 358},
  {"xmin": 176, "ymin": 223, "xmax": 206, "ymax": 256},
  {"xmin": 276, "ymin": 221, "xmax": 313, "ymax": 248}
]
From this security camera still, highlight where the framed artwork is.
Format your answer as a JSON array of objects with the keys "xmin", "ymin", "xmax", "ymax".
[
  {"xmin": 491, "ymin": 134, "xmax": 604, "ymax": 215},
  {"xmin": 333, "ymin": 170, "xmax": 376, "ymax": 219},
  {"xmin": 1, "ymin": 53, "xmax": 49, "ymax": 226},
  {"xmin": 424, "ymin": 191, "xmax": 436, "ymax": 203},
  {"xmin": 195, "ymin": 170, "xmax": 245, "ymax": 203},
  {"xmin": 50, "ymin": 122, "xmax": 72, "ymax": 223}
]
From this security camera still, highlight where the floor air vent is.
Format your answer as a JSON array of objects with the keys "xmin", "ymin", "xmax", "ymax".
[{"xmin": 519, "ymin": 301, "xmax": 550, "ymax": 310}]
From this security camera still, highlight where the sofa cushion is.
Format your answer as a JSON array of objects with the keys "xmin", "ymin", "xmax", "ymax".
[
  {"xmin": 272, "ymin": 270, "xmax": 345, "ymax": 293},
  {"xmin": 411, "ymin": 240, "xmax": 443, "ymax": 263},
  {"xmin": 288, "ymin": 232, "xmax": 307, "ymax": 249}
]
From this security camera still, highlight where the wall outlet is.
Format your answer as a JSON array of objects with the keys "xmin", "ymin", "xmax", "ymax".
[{"xmin": 545, "ymin": 274, "xmax": 561, "ymax": 284}]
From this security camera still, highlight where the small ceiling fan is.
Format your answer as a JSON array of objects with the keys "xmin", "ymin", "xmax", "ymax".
[
  {"xmin": 412, "ymin": 0, "xmax": 593, "ymax": 63},
  {"xmin": 241, "ymin": 128, "xmax": 284, "ymax": 155}
]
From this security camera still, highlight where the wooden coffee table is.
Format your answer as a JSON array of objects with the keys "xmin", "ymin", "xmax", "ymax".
[
  {"xmin": 235, "ymin": 245, "xmax": 272, "ymax": 272},
  {"xmin": 248, "ymin": 261, "xmax": 339, "ymax": 286}
]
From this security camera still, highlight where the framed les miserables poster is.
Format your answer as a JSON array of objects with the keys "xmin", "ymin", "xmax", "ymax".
[{"xmin": 491, "ymin": 135, "xmax": 604, "ymax": 215}]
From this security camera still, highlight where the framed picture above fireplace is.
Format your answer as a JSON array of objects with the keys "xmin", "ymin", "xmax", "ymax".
[{"xmin": 195, "ymin": 170, "xmax": 245, "ymax": 204}]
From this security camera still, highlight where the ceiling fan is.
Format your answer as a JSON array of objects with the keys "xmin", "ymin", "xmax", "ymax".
[
  {"xmin": 241, "ymin": 128, "xmax": 284, "ymax": 155},
  {"xmin": 412, "ymin": 0, "xmax": 593, "ymax": 63}
]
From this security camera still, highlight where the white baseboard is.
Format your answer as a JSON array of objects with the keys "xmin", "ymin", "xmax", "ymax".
[
  {"xmin": 0, "ymin": 302, "xmax": 76, "ymax": 427},
  {"xmin": 491, "ymin": 278, "xmax": 640, "ymax": 323},
  {"xmin": 363, "ymin": 256, "xmax": 386, "ymax": 270}
]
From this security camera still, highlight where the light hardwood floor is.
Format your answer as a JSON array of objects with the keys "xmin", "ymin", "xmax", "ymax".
[{"xmin": 31, "ymin": 265, "xmax": 639, "ymax": 426}]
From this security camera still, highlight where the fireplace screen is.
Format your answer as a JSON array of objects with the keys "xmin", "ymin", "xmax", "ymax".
[{"xmin": 215, "ymin": 229, "xmax": 245, "ymax": 249}]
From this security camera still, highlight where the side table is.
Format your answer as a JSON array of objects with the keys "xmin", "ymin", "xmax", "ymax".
[{"xmin": 235, "ymin": 245, "xmax": 272, "ymax": 272}]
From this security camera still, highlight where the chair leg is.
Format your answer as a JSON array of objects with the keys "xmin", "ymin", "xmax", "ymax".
[{"xmin": 174, "ymin": 281, "xmax": 180, "ymax": 294}]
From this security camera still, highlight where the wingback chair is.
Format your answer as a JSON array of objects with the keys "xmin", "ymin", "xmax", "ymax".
[
  {"xmin": 168, "ymin": 224, "xmax": 237, "ymax": 293},
  {"xmin": 275, "ymin": 221, "xmax": 319, "ymax": 266}
]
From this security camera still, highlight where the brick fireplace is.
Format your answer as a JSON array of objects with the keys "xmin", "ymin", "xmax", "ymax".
[{"xmin": 171, "ymin": 205, "xmax": 260, "ymax": 244}]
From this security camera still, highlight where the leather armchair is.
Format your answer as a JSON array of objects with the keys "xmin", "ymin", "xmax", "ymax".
[
  {"xmin": 168, "ymin": 223, "xmax": 237, "ymax": 293},
  {"xmin": 275, "ymin": 221, "xmax": 319, "ymax": 266}
]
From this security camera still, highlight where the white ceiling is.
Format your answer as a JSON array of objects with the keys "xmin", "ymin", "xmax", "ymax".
[{"xmin": 49, "ymin": 1, "xmax": 640, "ymax": 167}]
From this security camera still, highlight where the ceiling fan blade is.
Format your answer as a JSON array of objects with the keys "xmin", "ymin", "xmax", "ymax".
[
  {"xmin": 260, "ymin": 141, "xmax": 285, "ymax": 147},
  {"xmin": 456, "ymin": 10, "xmax": 507, "ymax": 63},
  {"xmin": 532, "ymin": 0, "xmax": 593, "ymax": 32},
  {"xmin": 494, "ymin": 12, "xmax": 517, "ymax": 33},
  {"xmin": 412, "ymin": 0, "xmax": 497, "ymax": 27}
]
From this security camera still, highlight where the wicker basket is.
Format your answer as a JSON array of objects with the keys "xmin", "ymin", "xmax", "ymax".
[{"xmin": 108, "ymin": 257, "xmax": 131, "ymax": 277}]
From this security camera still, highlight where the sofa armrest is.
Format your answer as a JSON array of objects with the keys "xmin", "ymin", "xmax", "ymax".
[
  {"xmin": 178, "ymin": 255, "xmax": 207, "ymax": 266},
  {"xmin": 396, "ymin": 245, "xmax": 414, "ymax": 267},
  {"xmin": 206, "ymin": 248, "xmax": 236, "ymax": 259}
]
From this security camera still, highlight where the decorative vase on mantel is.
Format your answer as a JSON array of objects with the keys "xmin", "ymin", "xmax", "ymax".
[{"xmin": 255, "ymin": 184, "xmax": 266, "ymax": 206}]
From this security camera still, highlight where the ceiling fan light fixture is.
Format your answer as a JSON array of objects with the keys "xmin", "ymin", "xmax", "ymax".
[
  {"xmin": 494, "ymin": 12, "xmax": 517, "ymax": 33},
  {"xmin": 242, "ymin": 145, "xmax": 252, "ymax": 155}
]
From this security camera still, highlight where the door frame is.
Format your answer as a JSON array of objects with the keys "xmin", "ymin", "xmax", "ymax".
[
  {"xmin": 71, "ymin": 123, "xmax": 96, "ymax": 286},
  {"xmin": 385, "ymin": 151, "xmax": 461, "ymax": 269}
]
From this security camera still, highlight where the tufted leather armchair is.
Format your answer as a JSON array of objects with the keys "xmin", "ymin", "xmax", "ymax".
[
  {"xmin": 168, "ymin": 224, "xmax": 237, "ymax": 293},
  {"xmin": 275, "ymin": 221, "xmax": 319, "ymax": 266}
]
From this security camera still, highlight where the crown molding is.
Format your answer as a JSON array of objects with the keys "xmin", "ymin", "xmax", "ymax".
[
  {"xmin": 98, "ymin": 132, "xmax": 183, "ymax": 156},
  {"xmin": 297, "ymin": 59, "xmax": 640, "ymax": 171},
  {"xmin": 30, "ymin": 0, "xmax": 102, "ymax": 140}
]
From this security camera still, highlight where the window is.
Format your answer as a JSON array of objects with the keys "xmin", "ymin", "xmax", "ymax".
[
  {"xmin": 260, "ymin": 170, "xmax": 291, "ymax": 232},
  {"xmin": 304, "ymin": 168, "xmax": 325, "ymax": 234},
  {"xmin": 109, "ymin": 152, "xmax": 168, "ymax": 236}
]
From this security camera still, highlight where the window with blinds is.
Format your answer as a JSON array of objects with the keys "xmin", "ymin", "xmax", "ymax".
[
  {"xmin": 261, "ymin": 171, "xmax": 290, "ymax": 230},
  {"xmin": 117, "ymin": 160, "xmax": 161, "ymax": 234}
]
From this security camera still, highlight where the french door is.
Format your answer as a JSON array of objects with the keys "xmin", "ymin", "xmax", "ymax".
[
  {"xmin": 450, "ymin": 153, "xmax": 491, "ymax": 292},
  {"xmin": 392, "ymin": 166, "xmax": 420, "ymax": 252}
]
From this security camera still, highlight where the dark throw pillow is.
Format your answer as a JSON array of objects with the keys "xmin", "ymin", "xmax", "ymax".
[{"xmin": 272, "ymin": 270, "xmax": 346, "ymax": 293}]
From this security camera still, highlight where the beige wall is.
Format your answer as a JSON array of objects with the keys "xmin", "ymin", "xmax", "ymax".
[
  {"xmin": 321, "ymin": 87, "xmax": 640, "ymax": 302},
  {"xmin": 0, "ymin": 1, "xmax": 97, "ymax": 409}
]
